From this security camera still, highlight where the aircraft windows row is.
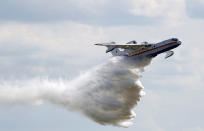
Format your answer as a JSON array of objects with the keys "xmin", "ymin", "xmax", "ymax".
[{"xmin": 145, "ymin": 45, "xmax": 151, "ymax": 47}]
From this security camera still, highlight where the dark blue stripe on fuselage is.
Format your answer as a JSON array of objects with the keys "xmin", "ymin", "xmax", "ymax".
[{"xmin": 147, "ymin": 44, "xmax": 180, "ymax": 57}]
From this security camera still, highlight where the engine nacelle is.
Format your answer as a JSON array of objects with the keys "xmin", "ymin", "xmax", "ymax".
[{"xmin": 126, "ymin": 40, "xmax": 137, "ymax": 44}]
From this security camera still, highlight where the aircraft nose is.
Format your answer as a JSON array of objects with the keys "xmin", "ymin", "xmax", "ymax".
[{"xmin": 177, "ymin": 41, "xmax": 182, "ymax": 45}]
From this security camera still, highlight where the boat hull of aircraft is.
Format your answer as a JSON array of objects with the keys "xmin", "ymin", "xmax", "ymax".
[{"xmin": 147, "ymin": 41, "xmax": 181, "ymax": 58}]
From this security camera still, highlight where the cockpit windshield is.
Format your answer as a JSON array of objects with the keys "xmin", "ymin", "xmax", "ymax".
[{"xmin": 171, "ymin": 38, "xmax": 178, "ymax": 41}]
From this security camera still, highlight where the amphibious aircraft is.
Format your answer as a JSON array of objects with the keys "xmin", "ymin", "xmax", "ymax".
[{"xmin": 95, "ymin": 38, "xmax": 181, "ymax": 58}]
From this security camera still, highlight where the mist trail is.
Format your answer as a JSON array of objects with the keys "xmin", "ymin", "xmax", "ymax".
[{"xmin": 0, "ymin": 56, "xmax": 152, "ymax": 127}]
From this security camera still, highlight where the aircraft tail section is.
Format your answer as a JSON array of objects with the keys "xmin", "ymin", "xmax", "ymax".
[{"xmin": 95, "ymin": 43, "xmax": 122, "ymax": 56}]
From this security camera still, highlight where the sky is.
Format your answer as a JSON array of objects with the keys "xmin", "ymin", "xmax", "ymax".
[{"xmin": 0, "ymin": 0, "xmax": 204, "ymax": 131}]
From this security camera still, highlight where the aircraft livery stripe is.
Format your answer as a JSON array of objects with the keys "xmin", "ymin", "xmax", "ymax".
[{"xmin": 126, "ymin": 41, "xmax": 177, "ymax": 57}]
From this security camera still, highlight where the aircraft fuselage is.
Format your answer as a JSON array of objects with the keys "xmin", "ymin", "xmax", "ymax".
[
  {"xmin": 95, "ymin": 38, "xmax": 181, "ymax": 58},
  {"xmin": 125, "ymin": 38, "xmax": 181, "ymax": 58}
]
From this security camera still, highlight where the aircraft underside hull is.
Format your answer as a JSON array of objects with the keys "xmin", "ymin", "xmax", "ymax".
[{"xmin": 147, "ymin": 44, "xmax": 180, "ymax": 58}]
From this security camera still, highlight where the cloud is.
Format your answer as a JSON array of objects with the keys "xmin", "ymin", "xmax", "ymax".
[
  {"xmin": 0, "ymin": 22, "xmax": 107, "ymax": 78},
  {"xmin": 129, "ymin": 0, "xmax": 186, "ymax": 18},
  {"xmin": 0, "ymin": 1, "xmax": 204, "ymax": 129},
  {"xmin": 0, "ymin": 22, "xmax": 105, "ymax": 55},
  {"xmin": 0, "ymin": 0, "xmax": 158, "ymax": 25},
  {"xmin": 186, "ymin": 0, "xmax": 204, "ymax": 19}
]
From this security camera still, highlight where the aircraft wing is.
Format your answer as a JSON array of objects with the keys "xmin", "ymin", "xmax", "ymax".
[{"xmin": 95, "ymin": 43, "xmax": 146, "ymax": 50}]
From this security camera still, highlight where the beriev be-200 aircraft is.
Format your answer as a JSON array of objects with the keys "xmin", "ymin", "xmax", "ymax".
[{"xmin": 95, "ymin": 38, "xmax": 181, "ymax": 58}]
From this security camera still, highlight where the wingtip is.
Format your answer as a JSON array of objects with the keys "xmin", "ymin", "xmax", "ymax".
[{"xmin": 95, "ymin": 43, "xmax": 102, "ymax": 46}]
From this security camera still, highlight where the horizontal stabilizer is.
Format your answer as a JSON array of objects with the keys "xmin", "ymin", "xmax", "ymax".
[
  {"xmin": 165, "ymin": 51, "xmax": 174, "ymax": 59},
  {"xmin": 95, "ymin": 43, "xmax": 146, "ymax": 50}
]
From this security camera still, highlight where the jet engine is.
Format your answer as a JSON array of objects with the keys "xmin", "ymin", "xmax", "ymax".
[{"xmin": 126, "ymin": 40, "xmax": 137, "ymax": 44}]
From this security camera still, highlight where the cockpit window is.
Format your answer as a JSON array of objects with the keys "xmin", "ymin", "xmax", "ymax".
[{"xmin": 172, "ymin": 38, "xmax": 178, "ymax": 41}]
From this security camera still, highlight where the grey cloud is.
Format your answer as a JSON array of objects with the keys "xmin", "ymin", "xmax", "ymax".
[
  {"xmin": 0, "ymin": 21, "xmax": 108, "ymax": 79},
  {"xmin": 0, "ymin": 43, "xmax": 95, "ymax": 79},
  {"xmin": 0, "ymin": 0, "xmax": 158, "ymax": 25},
  {"xmin": 186, "ymin": 0, "xmax": 204, "ymax": 19}
]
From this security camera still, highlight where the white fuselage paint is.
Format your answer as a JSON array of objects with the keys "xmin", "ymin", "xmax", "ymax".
[{"xmin": 118, "ymin": 38, "xmax": 181, "ymax": 57}]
